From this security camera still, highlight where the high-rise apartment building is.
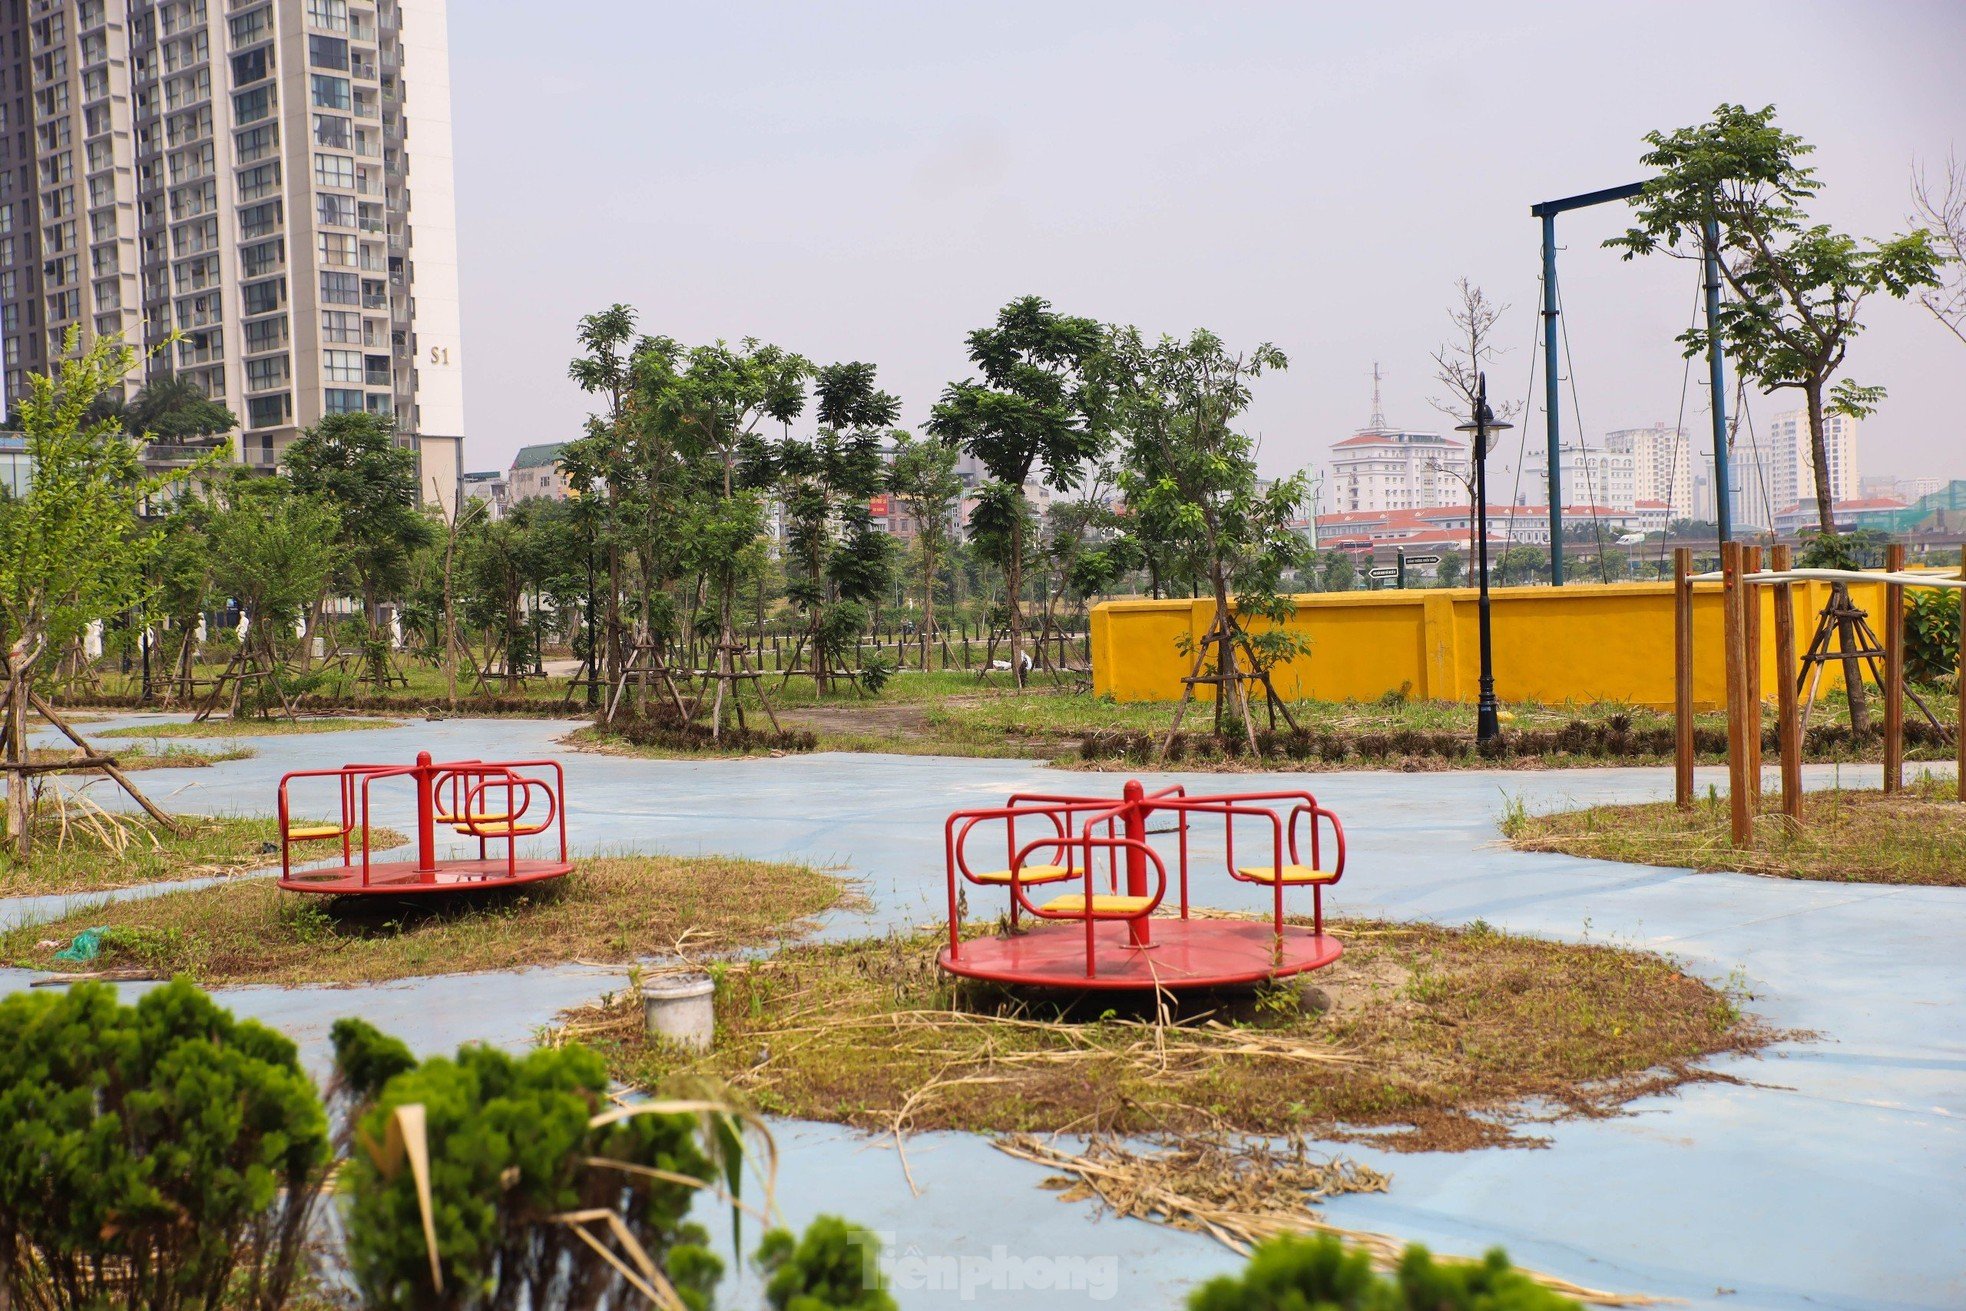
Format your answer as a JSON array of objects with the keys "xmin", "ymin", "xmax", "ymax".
[
  {"xmin": 1604, "ymin": 423, "xmax": 1692, "ymax": 518},
  {"xmin": 1767, "ymin": 406, "xmax": 1858, "ymax": 517},
  {"xmin": 1525, "ymin": 442, "xmax": 1636, "ymax": 513},
  {"xmin": 0, "ymin": 0, "xmax": 463, "ymax": 503}
]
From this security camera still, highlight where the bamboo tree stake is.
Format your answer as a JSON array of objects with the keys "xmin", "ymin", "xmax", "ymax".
[
  {"xmin": 1721, "ymin": 542, "xmax": 1752, "ymax": 847},
  {"xmin": 1772, "ymin": 545, "xmax": 1802, "ymax": 822},
  {"xmin": 1883, "ymin": 543, "xmax": 1906, "ymax": 795},
  {"xmin": 1744, "ymin": 545, "xmax": 1763, "ymax": 807},
  {"xmin": 1673, "ymin": 547, "xmax": 1694, "ymax": 809}
]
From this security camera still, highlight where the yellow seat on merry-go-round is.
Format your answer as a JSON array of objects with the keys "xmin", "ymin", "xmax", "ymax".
[
  {"xmin": 1039, "ymin": 892, "xmax": 1156, "ymax": 917},
  {"xmin": 1235, "ymin": 864, "xmax": 1339, "ymax": 885}
]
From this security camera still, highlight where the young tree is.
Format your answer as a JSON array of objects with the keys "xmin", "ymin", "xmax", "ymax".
[
  {"xmin": 1319, "ymin": 551, "xmax": 1355, "ymax": 593},
  {"xmin": 887, "ymin": 432, "xmax": 962, "ymax": 667},
  {"xmin": 1106, "ymin": 326, "xmax": 1310, "ymax": 750},
  {"xmin": 1911, "ymin": 150, "xmax": 1966, "ymax": 348},
  {"xmin": 926, "ymin": 296, "xmax": 1112, "ymax": 687},
  {"xmin": 1610, "ymin": 104, "xmax": 1942, "ymax": 727},
  {"xmin": 1436, "ymin": 546, "xmax": 1465, "ymax": 588},
  {"xmin": 204, "ymin": 476, "xmax": 341, "ymax": 718},
  {"xmin": 1429, "ymin": 280, "xmax": 1518, "ymax": 564},
  {"xmin": 565, "ymin": 305, "xmax": 644, "ymax": 696},
  {"xmin": 0, "ymin": 332, "xmax": 199, "ymax": 857},
  {"xmin": 284, "ymin": 412, "xmax": 434, "ymax": 688},
  {"xmin": 125, "ymin": 370, "xmax": 238, "ymax": 441},
  {"xmin": 774, "ymin": 362, "xmax": 898, "ymax": 691}
]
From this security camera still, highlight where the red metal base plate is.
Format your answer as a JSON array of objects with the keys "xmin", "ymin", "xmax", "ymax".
[
  {"xmin": 938, "ymin": 919, "xmax": 1341, "ymax": 991},
  {"xmin": 277, "ymin": 858, "xmax": 574, "ymax": 896}
]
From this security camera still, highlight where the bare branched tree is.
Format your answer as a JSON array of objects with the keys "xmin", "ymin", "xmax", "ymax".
[
  {"xmin": 1912, "ymin": 151, "xmax": 1966, "ymax": 348},
  {"xmin": 1428, "ymin": 280, "xmax": 1521, "ymax": 567}
]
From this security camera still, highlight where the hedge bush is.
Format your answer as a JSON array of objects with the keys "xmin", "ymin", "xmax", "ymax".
[
  {"xmin": 1187, "ymin": 1234, "xmax": 1579, "ymax": 1311},
  {"xmin": 0, "ymin": 979, "xmax": 331, "ymax": 1311}
]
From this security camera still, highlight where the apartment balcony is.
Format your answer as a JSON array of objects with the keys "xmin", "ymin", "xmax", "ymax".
[{"xmin": 139, "ymin": 434, "xmax": 231, "ymax": 471}]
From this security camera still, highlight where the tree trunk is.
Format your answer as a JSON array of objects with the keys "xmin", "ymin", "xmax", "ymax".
[
  {"xmin": 4, "ymin": 664, "xmax": 29, "ymax": 861},
  {"xmin": 1807, "ymin": 381, "xmax": 1870, "ymax": 734},
  {"xmin": 1006, "ymin": 499, "xmax": 1026, "ymax": 689}
]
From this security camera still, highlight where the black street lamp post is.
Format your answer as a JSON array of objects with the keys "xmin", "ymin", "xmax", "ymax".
[{"xmin": 1456, "ymin": 373, "xmax": 1512, "ymax": 743}]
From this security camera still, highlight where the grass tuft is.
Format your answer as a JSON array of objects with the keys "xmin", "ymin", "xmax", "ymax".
[
  {"xmin": 1507, "ymin": 773, "xmax": 1966, "ymax": 886},
  {"xmin": 0, "ymin": 853, "xmax": 848, "ymax": 985}
]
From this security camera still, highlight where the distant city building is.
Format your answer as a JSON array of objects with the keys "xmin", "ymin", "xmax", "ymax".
[
  {"xmin": 460, "ymin": 467, "xmax": 505, "ymax": 517},
  {"xmin": 1526, "ymin": 443, "xmax": 1636, "ymax": 513},
  {"xmin": 0, "ymin": 431, "xmax": 27, "ymax": 494},
  {"xmin": 0, "ymin": 0, "xmax": 466, "ymax": 505},
  {"xmin": 1605, "ymin": 424, "xmax": 1692, "ymax": 518},
  {"xmin": 1772, "ymin": 496, "xmax": 1908, "ymax": 536},
  {"xmin": 1766, "ymin": 408, "xmax": 1859, "ymax": 517},
  {"xmin": 1861, "ymin": 472, "xmax": 1947, "ymax": 504},
  {"xmin": 506, "ymin": 441, "xmax": 569, "ymax": 503}
]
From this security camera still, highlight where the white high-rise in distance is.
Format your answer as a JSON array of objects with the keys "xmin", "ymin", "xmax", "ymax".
[{"xmin": 0, "ymin": 0, "xmax": 464, "ymax": 503}]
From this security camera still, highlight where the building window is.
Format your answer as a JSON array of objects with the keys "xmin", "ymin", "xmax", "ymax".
[
  {"xmin": 321, "ymin": 309, "xmax": 361, "ymax": 343},
  {"xmin": 237, "ymin": 200, "xmax": 282, "ymax": 240},
  {"xmin": 246, "ymin": 393, "xmax": 290, "ymax": 429},
  {"xmin": 310, "ymin": 74, "xmax": 350, "ymax": 110},
  {"xmin": 312, "ymin": 153, "xmax": 354, "ymax": 188},
  {"xmin": 317, "ymin": 231, "xmax": 356, "ymax": 266},
  {"xmin": 324, "ymin": 348, "xmax": 361, "ymax": 382},
  {"xmin": 365, "ymin": 393, "xmax": 392, "ymax": 417},
  {"xmin": 306, "ymin": 0, "xmax": 350, "ymax": 32},
  {"xmin": 229, "ymin": 6, "xmax": 271, "ymax": 47},
  {"xmin": 316, "ymin": 193, "xmax": 357, "ymax": 228},
  {"xmin": 365, "ymin": 354, "xmax": 391, "ymax": 386},
  {"xmin": 244, "ymin": 316, "xmax": 287, "ymax": 353},
  {"xmin": 233, "ymin": 86, "xmax": 273, "ymax": 124},
  {"xmin": 324, "ymin": 388, "xmax": 363, "ymax": 414},
  {"xmin": 245, "ymin": 354, "xmax": 289, "ymax": 392},
  {"xmin": 312, "ymin": 114, "xmax": 350, "ymax": 149},
  {"xmin": 320, "ymin": 270, "xmax": 360, "ymax": 305},
  {"xmin": 308, "ymin": 35, "xmax": 348, "ymax": 70},
  {"xmin": 242, "ymin": 276, "xmax": 285, "ymax": 315},
  {"xmin": 231, "ymin": 49, "xmax": 270, "ymax": 87},
  {"xmin": 240, "ymin": 237, "xmax": 283, "ymax": 277},
  {"xmin": 235, "ymin": 123, "xmax": 278, "ymax": 163},
  {"xmin": 236, "ymin": 161, "xmax": 280, "ymax": 203}
]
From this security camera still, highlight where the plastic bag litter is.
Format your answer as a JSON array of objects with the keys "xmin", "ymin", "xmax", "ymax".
[{"xmin": 52, "ymin": 927, "xmax": 108, "ymax": 963}]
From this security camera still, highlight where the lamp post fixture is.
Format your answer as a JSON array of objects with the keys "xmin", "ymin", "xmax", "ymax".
[{"xmin": 1455, "ymin": 373, "xmax": 1513, "ymax": 742}]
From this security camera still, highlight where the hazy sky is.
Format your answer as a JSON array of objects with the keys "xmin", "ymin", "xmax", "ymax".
[{"xmin": 448, "ymin": 1, "xmax": 1964, "ymax": 494}]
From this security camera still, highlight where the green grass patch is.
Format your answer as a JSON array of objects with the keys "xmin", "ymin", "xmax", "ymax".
[
  {"xmin": 0, "ymin": 853, "xmax": 848, "ymax": 986},
  {"xmin": 98, "ymin": 716, "xmax": 403, "ymax": 739},
  {"xmin": 567, "ymin": 919, "xmax": 1768, "ymax": 1152},
  {"xmin": 1506, "ymin": 772, "xmax": 1966, "ymax": 885},
  {"xmin": 0, "ymin": 813, "xmax": 401, "ymax": 898},
  {"xmin": 21, "ymin": 743, "xmax": 253, "ymax": 771}
]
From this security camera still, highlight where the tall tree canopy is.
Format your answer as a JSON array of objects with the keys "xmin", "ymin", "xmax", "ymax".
[
  {"xmin": 1608, "ymin": 103, "xmax": 1941, "ymax": 537},
  {"xmin": 926, "ymin": 295, "xmax": 1112, "ymax": 684}
]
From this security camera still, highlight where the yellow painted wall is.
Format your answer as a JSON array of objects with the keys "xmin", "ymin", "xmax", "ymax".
[{"xmin": 1090, "ymin": 581, "xmax": 1892, "ymax": 709}]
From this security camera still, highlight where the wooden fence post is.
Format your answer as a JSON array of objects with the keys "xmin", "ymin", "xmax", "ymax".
[
  {"xmin": 1772, "ymin": 544, "xmax": 1802, "ymax": 822},
  {"xmin": 1721, "ymin": 541, "xmax": 1752, "ymax": 846},
  {"xmin": 1674, "ymin": 547, "xmax": 1694, "ymax": 809},
  {"xmin": 1744, "ymin": 545, "xmax": 1763, "ymax": 805},
  {"xmin": 1883, "ymin": 542, "xmax": 1906, "ymax": 795}
]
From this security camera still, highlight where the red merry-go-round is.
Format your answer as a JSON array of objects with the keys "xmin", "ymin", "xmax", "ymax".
[
  {"xmin": 276, "ymin": 751, "xmax": 572, "ymax": 895},
  {"xmin": 940, "ymin": 779, "xmax": 1346, "ymax": 990}
]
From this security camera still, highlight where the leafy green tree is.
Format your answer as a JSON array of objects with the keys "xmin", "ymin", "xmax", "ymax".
[
  {"xmin": 926, "ymin": 296, "xmax": 1112, "ymax": 686},
  {"xmin": 1611, "ymin": 104, "xmax": 1940, "ymax": 535},
  {"xmin": 1107, "ymin": 326, "xmax": 1309, "ymax": 744},
  {"xmin": 1187, "ymin": 1233, "xmax": 1577, "ymax": 1311},
  {"xmin": 0, "ymin": 980, "xmax": 331, "ymax": 1311},
  {"xmin": 204, "ymin": 475, "xmax": 341, "ymax": 716},
  {"xmin": 0, "ymin": 331, "xmax": 205, "ymax": 855},
  {"xmin": 457, "ymin": 504, "xmax": 549, "ymax": 690},
  {"xmin": 284, "ymin": 411, "xmax": 435, "ymax": 687},
  {"xmin": 1435, "ymin": 546, "xmax": 1465, "ymax": 588},
  {"xmin": 565, "ymin": 305, "xmax": 646, "ymax": 694},
  {"xmin": 774, "ymin": 362, "xmax": 899, "ymax": 690},
  {"xmin": 1499, "ymin": 544, "xmax": 1548, "ymax": 586},
  {"xmin": 888, "ymin": 432, "xmax": 963, "ymax": 665},
  {"xmin": 757, "ymin": 1216, "xmax": 898, "ymax": 1311},
  {"xmin": 1320, "ymin": 550, "xmax": 1355, "ymax": 593},
  {"xmin": 126, "ymin": 370, "xmax": 238, "ymax": 442}
]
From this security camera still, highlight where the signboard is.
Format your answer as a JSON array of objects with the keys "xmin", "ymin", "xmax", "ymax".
[
  {"xmin": 868, "ymin": 495, "xmax": 890, "ymax": 517},
  {"xmin": 1367, "ymin": 566, "xmax": 1399, "ymax": 579},
  {"xmin": 1402, "ymin": 554, "xmax": 1441, "ymax": 567}
]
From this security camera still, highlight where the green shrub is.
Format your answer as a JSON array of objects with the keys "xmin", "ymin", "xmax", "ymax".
[
  {"xmin": 1186, "ymin": 1234, "xmax": 1579, "ymax": 1311},
  {"xmin": 1904, "ymin": 588, "xmax": 1961, "ymax": 686},
  {"xmin": 338, "ymin": 1035, "xmax": 727, "ymax": 1311},
  {"xmin": 0, "ymin": 979, "xmax": 331, "ymax": 1311},
  {"xmin": 757, "ymin": 1215, "xmax": 897, "ymax": 1311}
]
